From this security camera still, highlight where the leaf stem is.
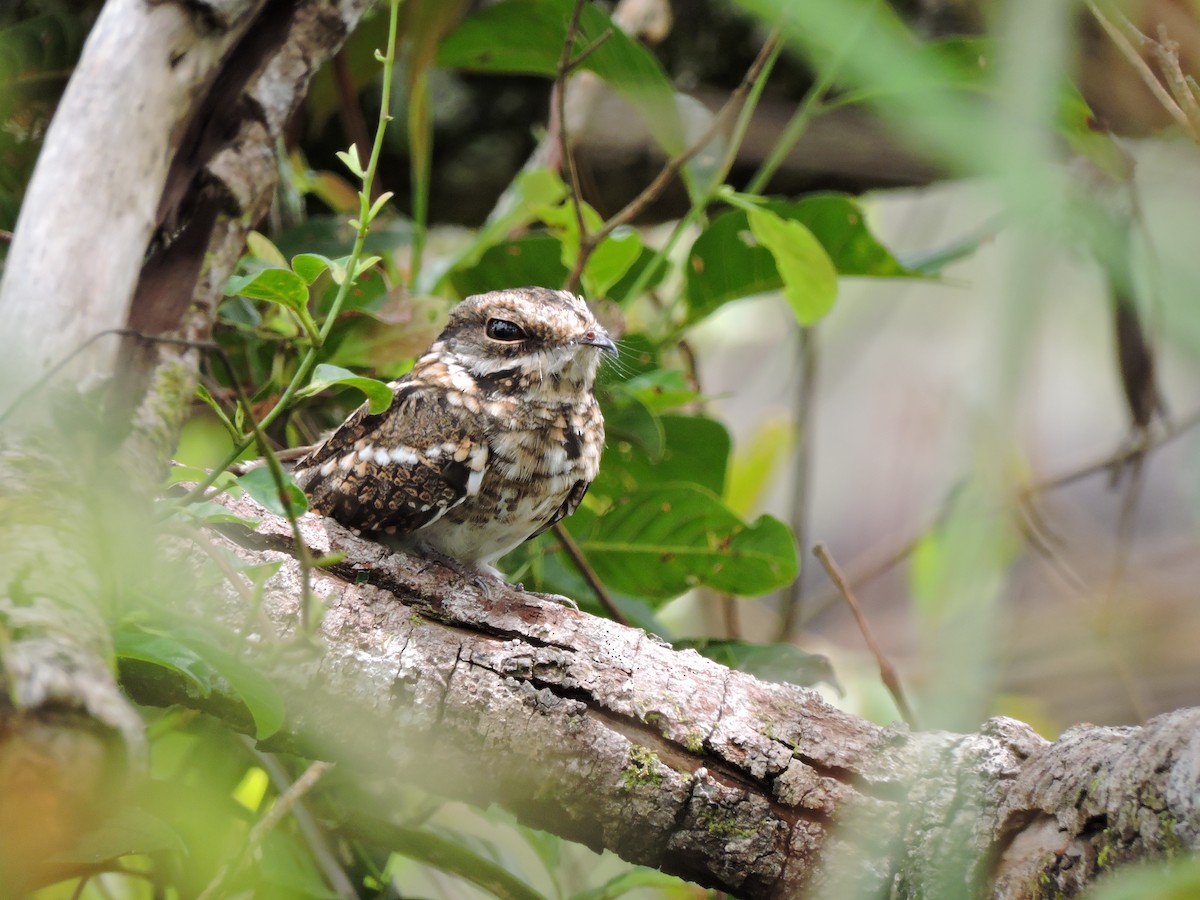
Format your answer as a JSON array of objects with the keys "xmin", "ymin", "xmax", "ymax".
[{"xmin": 184, "ymin": 0, "xmax": 403, "ymax": 502}]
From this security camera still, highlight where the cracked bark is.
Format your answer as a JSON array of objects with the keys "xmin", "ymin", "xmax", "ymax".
[{"xmin": 116, "ymin": 489, "xmax": 1200, "ymax": 898}]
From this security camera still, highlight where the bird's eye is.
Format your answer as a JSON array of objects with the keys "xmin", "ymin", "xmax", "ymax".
[{"xmin": 485, "ymin": 318, "xmax": 526, "ymax": 342}]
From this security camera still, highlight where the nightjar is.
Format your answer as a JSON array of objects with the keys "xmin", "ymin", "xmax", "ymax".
[{"xmin": 293, "ymin": 287, "xmax": 617, "ymax": 580}]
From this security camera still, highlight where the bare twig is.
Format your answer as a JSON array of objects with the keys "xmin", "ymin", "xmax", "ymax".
[
  {"xmin": 778, "ymin": 325, "xmax": 818, "ymax": 642},
  {"xmin": 552, "ymin": 522, "xmax": 630, "ymax": 626},
  {"xmin": 1085, "ymin": 1, "xmax": 1195, "ymax": 136},
  {"xmin": 197, "ymin": 761, "xmax": 334, "ymax": 900},
  {"xmin": 248, "ymin": 742, "xmax": 357, "ymax": 899},
  {"xmin": 813, "ymin": 542, "xmax": 917, "ymax": 728},
  {"xmin": 564, "ymin": 31, "xmax": 781, "ymax": 291},
  {"xmin": 555, "ymin": 0, "xmax": 590, "ymax": 250}
]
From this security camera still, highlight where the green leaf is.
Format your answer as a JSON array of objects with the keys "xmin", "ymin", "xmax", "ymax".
[
  {"xmin": 685, "ymin": 194, "xmax": 917, "ymax": 324},
  {"xmin": 336, "ymin": 144, "xmax": 365, "ymax": 178},
  {"xmin": 246, "ymin": 231, "xmax": 289, "ymax": 269},
  {"xmin": 583, "ymin": 228, "xmax": 643, "ymax": 298},
  {"xmin": 438, "ymin": 0, "xmax": 685, "ymax": 155},
  {"xmin": 571, "ymin": 867, "xmax": 696, "ymax": 900},
  {"xmin": 296, "ymin": 363, "xmax": 394, "ymax": 414},
  {"xmin": 594, "ymin": 413, "xmax": 729, "ymax": 499},
  {"xmin": 113, "ymin": 625, "xmax": 216, "ymax": 694},
  {"xmin": 237, "ymin": 467, "xmax": 309, "ymax": 518},
  {"xmin": 387, "ymin": 825, "xmax": 548, "ymax": 900},
  {"xmin": 224, "ymin": 267, "xmax": 310, "ymax": 312},
  {"xmin": 448, "ymin": 233, "xmax": 569, "ymax": 298},
  {"xmin": 747, "ymin": 207, "xmax": 838, "ymax": 324},
  {"xmin": 54, "ymin": 806, "xmax": 187, "ymax": 864},
  {"xmin": 676, "ymin": 639, "xmax": 839, "ymax": 690},
  {"xmin": 175, "ymin": 633, "xmax": 287, "ymax": 741},
  {"xmin": 291, "ymin": 253, "xmax": 335, "ymax": 284},
  {"xmin": 573, "ymin": 484, "xmax": 798, "ymax": 601}
]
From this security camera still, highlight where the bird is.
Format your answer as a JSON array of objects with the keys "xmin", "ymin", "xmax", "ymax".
[{"xmin": 292, "ymin": 286, "xmax": 618, "ymax": 586}]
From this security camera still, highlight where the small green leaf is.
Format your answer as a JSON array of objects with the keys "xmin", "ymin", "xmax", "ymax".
[
  {"xmin": 336, "ymin": 144, "xmax": 365, "ymax": 178},
  {"xmin": 296, "ymin": 363, "xmax": 394, "ymax": 414},
  {"xmin": 179, "ymin": 635, "xmax": 287, "ymax": 740},
  {"xmin": 54, "ymin": 806, "xmax": 188, "ymax": 864},
  {"xmin": 746, "ymin": 207, "xmax": 838, "ymax": 324},
  {"xmin": 291, "ymin": 253, "xmax": 334, "ymax": 285},
  {"xmin": 583, "ymin": 228, "xmax": 643, "ymax": 298},
  {"xmin": 224, "ymin": 268, "xmax": 310, "ymax": 312},
  {"xmin": 367, "ymin": 190, "xmax": 395, "ymax": 222},
  {"xmin": 246, "ymin": 231, "xmax": 288, "ymax": 268},
  {"xmin": 237, "ymin": 467, "xmax": 309, "ymax": 518}
]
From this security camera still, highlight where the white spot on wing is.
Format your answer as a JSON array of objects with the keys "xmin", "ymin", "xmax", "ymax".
[{"xmin": 389, "ymin": 446, "xmax": 421, "ymax": 465}]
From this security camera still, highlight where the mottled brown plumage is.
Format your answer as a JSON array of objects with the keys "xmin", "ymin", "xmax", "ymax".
[{"xmin": 293, "ymin": 287, "xmax": 616, "ymax": 578}]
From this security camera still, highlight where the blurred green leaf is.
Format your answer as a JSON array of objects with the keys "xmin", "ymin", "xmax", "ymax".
[
  {"xmin": 439, "ymin": 0, "xmax": 685, "ymax": 155},
  {"xmin": 747, "ymin": 206, "xmax": 838, "ymax": 324},
  {"xmin": 291, "ymin": 252, "xmax": 335, "ymax": 285},
  {"xmin": 1085, "ymin": 857, "xmax": 1200, "ymax": 900},
  {"xmin": 571, "ymin": 867, "xmax": 695, "ymax": 900},
  {"xmin": 584, "ymin": 228, "xmax": 643, "ymax": 298},
  {"xmin": 297, "ymin": 363, "xmax": 394, "ymax": 414},
  {"xmin": 676, "ymin": 639, "xmax": 839, "ymax": 691},
  {"xmin": 573, "ymin": 483, "xmax": 797, "ymax": 601},
  {"xmin": 387, "ymin": 825, "xmax": 549, "ymax": 900},
  {"xmin": 55, "ymin": 806, "xmax": 187, "ymax": 864},
  {"xmin": 114, "ymin": 625, "xmax": 215, "ymax": 694},
  {"xmin": 686, "ymin": 194, "xmax": 917, "ymax": 323},
  {"xmin": 237, "ymin": 467, "xmax": 309, "ymax": 518},
  {"xmin": 595, "ymin": 414, "xmax": 730, "ymax": 499}
]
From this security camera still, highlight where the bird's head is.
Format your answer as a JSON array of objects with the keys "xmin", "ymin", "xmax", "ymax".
[{"xmin": 432, "ymin": 287, "xmax": 618, "ymax": 392}]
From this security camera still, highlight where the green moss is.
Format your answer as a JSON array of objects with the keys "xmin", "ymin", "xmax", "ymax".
[
  {"xmin": 684, "ymin": 730, "xmax": 704, "ymax": 754},
  {"xmin": 622, "ymin": 746, "xmax": 664, "ymax": 789},
  {"xmin": 699, "ymin": 808, "xmax": 754, "ymax": 840}
]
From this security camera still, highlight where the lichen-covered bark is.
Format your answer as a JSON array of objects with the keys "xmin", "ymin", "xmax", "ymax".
[{"xmin": 118, "ymin": 490, "xmax": 1200, "ymax": 898}]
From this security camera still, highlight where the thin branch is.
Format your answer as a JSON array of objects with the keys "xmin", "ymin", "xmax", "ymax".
[
  {"xmin": 1085, "ymin": 1, "xmax": 1194, "ymax": 135},
  {"xmin": 555, "ymin": 0, "xmax": 590, "ymax": 254},
  {"xmin": 813, "ymin": 542, "xmax": 917, "ymax": 728},
  {"xmin": 564, "ymin": 31, "xmax": 782, "ymax": 291},
  {"xmin": 197, "ymin": 761, "xmax": 334, "ymax": 900},
  {"xmin": 778, "ymin": 325, "xmax": 817, "ymax": 642},
  {"xmin": 552, "ymin": 522, "xmax": 630, "ymax": 626},
  {"xmin": 1150, "ymin": 24, "xmax": 1200, "ymax": 136},
  {"xmin": 565, "ymin": 28, "xmax": 614, "ymax": 75}
]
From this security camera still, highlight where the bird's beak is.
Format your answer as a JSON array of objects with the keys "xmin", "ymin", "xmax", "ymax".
[{"xmin": 577, "ymin": 329, "xmax": 619, "ymax": 358}]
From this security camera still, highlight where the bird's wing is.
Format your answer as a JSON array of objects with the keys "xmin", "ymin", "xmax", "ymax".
[
  {"xmin": 293, "ymin": 382, "xmax": 488, "ymax": 536},
  {"xmin": 526, "ymin": 479, "xmax": 591, "ymax": 541}
]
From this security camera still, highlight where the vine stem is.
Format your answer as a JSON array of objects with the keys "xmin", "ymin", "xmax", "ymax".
[{"xmin": 185, "ymin": 0, "xmax": 403, "ymax": 503}]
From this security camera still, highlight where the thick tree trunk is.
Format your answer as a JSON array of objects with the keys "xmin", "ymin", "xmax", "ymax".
[
  {"xmin": 0, "ymin": 0, "xmax": 367, "ymax": 891},
  {"xmin": 117, "ymin": 489, "xmax": 1200, "ymax": 898}
]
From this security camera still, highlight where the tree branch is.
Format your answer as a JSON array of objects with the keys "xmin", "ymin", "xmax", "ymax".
[{"xmin": 119, "ymin": 489, "xmax": 1200, "ymax": 898}]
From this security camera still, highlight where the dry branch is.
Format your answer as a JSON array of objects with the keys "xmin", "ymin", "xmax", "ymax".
[{"xmin": 118, "ymin": 489, "xmax": 1200, "ymax": 898}]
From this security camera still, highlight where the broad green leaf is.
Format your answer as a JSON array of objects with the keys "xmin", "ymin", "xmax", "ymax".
[
  {"xmin": 448, "ymin": 233, "xmax": 569, "ymax": 298},
  {"xmin": 1086, "ymin": 857, "xmax": 1200, "ymax": 900},
  {"xmin": 583, "ymin": 228, "xmax": 643, "ymax": 298},
  {"xmin": 237, "ymin": 467, "xmax": 309, "ymax": 518},
  {"xmin": 431, "ymin": 168, "xmax": 567, "ymax": 293},
  {"xmin": 439, "ymin": 0, "xmax": 685, "ymax": 155},
  {"xmin": 603, "ymin": 393, "xmax": 665, "ymax": 461},
  {"xmin": 747, "ymin": 207, "xmax": 838, "ymax": 324},
  {"xmin": 296, "ymin": 363, "xmax": 394, "ymax": 414},
  {"xmin": 594, "ymin": 413, "xmax": 729, "ymax": 499},
  {"xmin": 676, "ymin": 639, "xmax": 839, "ymax": 690},
  {"xmin": 387, "ymin": 825, "xmax": 548, "ymax": 900},
  {"xmin": 620, "ymin": 369, "xmax": 698, "ymax": 413},
  {"xmin": 224, "ymin": 267, "xmax": 309, "ymax": 312},
  {"xmin": 573, "ymin": 483, "xmax": 798, "ymax": 600},
  {"xmin": 685, "ymin": 194, "xmax": 917, "ymax": 324},
  {"xmin": 261, "ymin": 830, "xmax": 342, "ymax": 899}
]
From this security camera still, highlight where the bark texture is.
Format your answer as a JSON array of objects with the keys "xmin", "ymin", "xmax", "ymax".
[{"xmin": 120, "ymin": 489, "xmax": 1200, "ymax": 899}]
